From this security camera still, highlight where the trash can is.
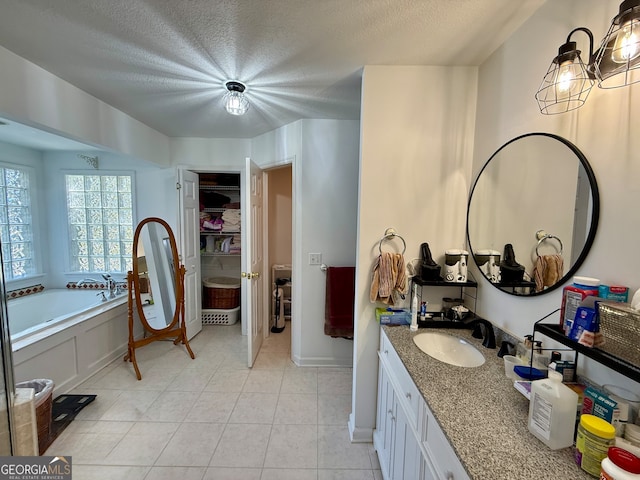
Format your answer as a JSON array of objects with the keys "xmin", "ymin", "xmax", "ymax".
[{"xmin": 16, "ymin": 379, "xmax": 54, "ymax": 454}]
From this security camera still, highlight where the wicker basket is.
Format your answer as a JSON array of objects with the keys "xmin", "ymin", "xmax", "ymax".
[
  {"xmin": 203, "ymin": 277, "xmax": 240, "ymax": 309},
  {"xmin": 16, "ymin": 379, "xmax": 54, "ymax": 454},
  {"xmin": 598, "ymin": 301, "xmax": 640, "ymax": 366}
]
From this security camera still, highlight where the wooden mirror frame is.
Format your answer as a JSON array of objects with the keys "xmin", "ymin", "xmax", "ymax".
[{"xmin": 124, "ymin": 217, "xmax": 194, "ymax": 379}]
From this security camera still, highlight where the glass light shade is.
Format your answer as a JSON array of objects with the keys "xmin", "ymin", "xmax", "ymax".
[
  {"xmin": 612, "ymin": 21, "xmax": 640, "ymax": 62},
  {"xmin": 535, "ymin": 55, "xmax": 594, "ymax": 115},
  {"xmin": 223, "ymin": 90, "xmax": 249, "ymax": 116},
  {"xmin": 594, "ymin": 1, "xmax": 640, "ymax": 88}
]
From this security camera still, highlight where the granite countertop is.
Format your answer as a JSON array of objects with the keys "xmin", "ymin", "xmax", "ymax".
[{"xmin": 382, "ymin": 325, "xmax": 593, "ymax": 480}]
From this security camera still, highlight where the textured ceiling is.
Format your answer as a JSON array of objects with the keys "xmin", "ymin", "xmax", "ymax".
[{"xmin": 0, "ymin": 0, "xmax": 545, "ymax": 139}]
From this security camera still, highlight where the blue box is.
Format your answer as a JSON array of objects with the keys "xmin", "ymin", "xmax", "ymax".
[{"xmin": 376, "ymin": 308, "xmax": 411, "ymax": 325}]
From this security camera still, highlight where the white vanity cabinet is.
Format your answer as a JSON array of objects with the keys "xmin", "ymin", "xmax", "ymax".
[{"xmin": 375, "ymin": 329, "xmax": 470, "ymax": 480}]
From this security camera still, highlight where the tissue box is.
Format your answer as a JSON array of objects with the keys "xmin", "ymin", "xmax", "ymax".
[{"xmin": 376, "ymin": 308, "xmax": 411, "ymax": 325}]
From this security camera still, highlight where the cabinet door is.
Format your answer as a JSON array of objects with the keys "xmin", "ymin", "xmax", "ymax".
[
  {"xmin": 391, "ymin": 392, "xmax": 420, "ymax": 480},
  {"xmin": 375, "ymin": 359, "xmax": 395, "ymax": 478}
]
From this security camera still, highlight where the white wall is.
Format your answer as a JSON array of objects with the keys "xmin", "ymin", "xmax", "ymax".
[
  {"xmin": 0, "ymin": 45, "xmax": 170, "ymax": 166},
  {"xmin": 473, "ymin": 0, "xmax": 640, "ymax": 391},
  {"xmin": 351, "ymin": 65, "xmax": 478, "ymax": 441},
  {"xmin": 294, "ymin": 119, "xmax": 359, "ymax": 367}
]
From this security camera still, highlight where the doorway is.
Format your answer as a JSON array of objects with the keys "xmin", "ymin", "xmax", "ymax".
[{"xmin": 265, "ymin": 166, "xmax": 292, "ymax": 345}]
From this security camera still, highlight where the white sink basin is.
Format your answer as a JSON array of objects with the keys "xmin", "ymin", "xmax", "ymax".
[{"xmin": 413, "ymin": 332, "xmax": 485, "ymax": 368}]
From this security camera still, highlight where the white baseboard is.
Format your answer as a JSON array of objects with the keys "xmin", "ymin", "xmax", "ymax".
[{"xmin": 348, "ymin": 413, "xmax": 374, "ymax": 443}]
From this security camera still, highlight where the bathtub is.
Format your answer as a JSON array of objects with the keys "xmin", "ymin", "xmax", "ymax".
[
  {"xmin": 9, "ymin": 289, "xmax": 125, "ymax": 342},
  {"xmin": 9, "ymin": 289, "xmax": 138, "ymax": 395}
]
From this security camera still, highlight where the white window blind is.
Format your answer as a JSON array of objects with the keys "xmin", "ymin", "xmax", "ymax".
[{"xmin": 65, "ymin": 173, "xmax": 134, "ymax": 273}]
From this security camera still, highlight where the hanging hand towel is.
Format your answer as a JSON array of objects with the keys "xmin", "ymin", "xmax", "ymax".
[
  {"xmin": 370, "ymin": 252, "xmax": 407, "ymax": 305},
  {"xmin": 532, "ymin": 254, "xmax": 564, "ymax": 292}
]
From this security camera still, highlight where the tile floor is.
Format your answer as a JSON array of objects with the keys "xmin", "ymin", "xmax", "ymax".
[{"xmin": 45, "ymin": 323, "xmax": 382, "ymax": 480}]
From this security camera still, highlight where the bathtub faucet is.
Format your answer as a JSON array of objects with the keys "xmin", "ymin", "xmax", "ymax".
[{"xmin": 102, "ymin": 273, "xmax": 117, "ymax": 299}]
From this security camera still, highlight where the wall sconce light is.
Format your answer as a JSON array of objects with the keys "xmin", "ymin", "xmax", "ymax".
[
  {"xmin": 594, "ymin": 0, "xmax": 640, "ymax": 88},
  {"xmin": 536, "ymin": 0, "xmax": 640, "ymax": 114},
  {"xmin": 223, "ymin": 81, "xmax": 249, "ymax": 116},
  {"xmin": 535, "ymin": 28, "xmax": 595, "ymax": 115}
]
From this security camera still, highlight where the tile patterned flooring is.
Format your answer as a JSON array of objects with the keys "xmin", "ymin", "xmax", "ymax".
[{"xmin": 45, "ymin": 323, "xmax": 382, "ymax": 480}]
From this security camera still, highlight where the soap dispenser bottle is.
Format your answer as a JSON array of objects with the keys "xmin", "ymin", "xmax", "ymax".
[{"xmin": 527, "ymin": 369, "xmax": 578, "ymax": 450}]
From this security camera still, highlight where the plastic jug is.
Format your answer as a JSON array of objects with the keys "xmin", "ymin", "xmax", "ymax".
[{"xmin": 528, "ymin": 370, "xmax": 579, "ymax": 449}]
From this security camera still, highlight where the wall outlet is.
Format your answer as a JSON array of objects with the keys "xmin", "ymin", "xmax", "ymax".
[{"xmin": 309, "ymin": 253, "xmax": 322, "ymax": 265}]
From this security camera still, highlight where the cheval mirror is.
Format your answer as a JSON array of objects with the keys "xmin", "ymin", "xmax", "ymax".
[{"xmin": 125, "ymin": 217, "xmax": 195, "ymax": 379}]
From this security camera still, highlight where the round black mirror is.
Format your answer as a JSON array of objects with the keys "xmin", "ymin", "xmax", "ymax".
[{"xmin": 466, "ymin": 133, "xmax": 599, "ymax": 296}]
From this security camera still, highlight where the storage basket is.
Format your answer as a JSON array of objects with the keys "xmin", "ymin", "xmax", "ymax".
[
  {"xmin": 16, "ymin": 379, "xmax": 54, "ymax": 455},
  {"xmin": 202, "ymin": 306, "xmax": 240, "ymax": 325},
  {"xmin": 203, "ymin": 277, "xmax": 240, "ymax": 309},
  {"xmin": 598, "ymin": 302, "xmax": 640, "ymax": 366}
]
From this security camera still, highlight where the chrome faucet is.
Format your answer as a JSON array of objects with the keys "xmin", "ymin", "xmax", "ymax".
[
  {"xmin": 76, "ymin": 278, "xmax": 98, "ymax": 287},
  {"xmin": 102, "ymin": 273, "xmax": 117, "ymax": 299}
]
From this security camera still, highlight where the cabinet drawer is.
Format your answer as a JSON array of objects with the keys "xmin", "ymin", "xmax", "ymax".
[
  {"xmin": 380, "ymin": 330, "xmax": 422, "ymax": 429},
  {"xmin": 424, "ymin": 406, "xmax": 469, "ymax": 480}
]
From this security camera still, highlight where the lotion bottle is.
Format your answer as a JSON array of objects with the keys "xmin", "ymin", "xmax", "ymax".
[{"xmin": 528, "ymin": 369, "xmax": 578, "ymax": 449}]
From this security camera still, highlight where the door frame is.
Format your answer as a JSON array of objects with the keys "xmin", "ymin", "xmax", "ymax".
[{"xmin": 182, "ymin": 166, "xmax": 269, "ymax": 364}]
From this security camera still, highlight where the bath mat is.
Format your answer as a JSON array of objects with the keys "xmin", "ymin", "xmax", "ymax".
[{"xmin": 41, "ymin": 394, "xmax": 97, "ymax": 453}]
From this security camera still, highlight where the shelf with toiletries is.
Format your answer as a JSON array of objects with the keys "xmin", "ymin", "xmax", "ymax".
[
  {"xmin": 533, "ymin": 322, "xmax": 640, "ymax": 383},
  {"xmin": 410, "ymin": 273, "xmax": 479, "ymax": 321}
]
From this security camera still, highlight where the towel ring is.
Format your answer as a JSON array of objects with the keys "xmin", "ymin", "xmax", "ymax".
[
  {"xmin": 378, "ymin": 228, "xmax": 406, "ymax": 255},
  {"xmin": 535, "ymin": 230, "xmax": 563, "ymax": 257}
]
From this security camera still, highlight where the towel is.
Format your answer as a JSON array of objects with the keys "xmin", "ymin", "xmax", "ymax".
[
  {"xmin": 370, "ymin": 252, "xmax": 407, "ymax": 305},
  {"xmin": 324, "ymin": 266, "xmax": 355, "ymax": 339},
  {"xmin": 532, "ymin": 254, "xmax": 564, "ymax": 292}
]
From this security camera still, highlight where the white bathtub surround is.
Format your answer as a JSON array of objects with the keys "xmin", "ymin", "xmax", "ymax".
[
  {"xmin": 10, "ymin": 289, "xmax": 139, "ymax": 396},
  {"xmin": 13, "ymin": 388, "xmax": 38, "ymax": 456}
]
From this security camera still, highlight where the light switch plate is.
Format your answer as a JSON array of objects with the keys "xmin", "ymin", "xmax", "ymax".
[{"xmin": 309, "ymin": 253, "xmax": 322, "ymax": 265}]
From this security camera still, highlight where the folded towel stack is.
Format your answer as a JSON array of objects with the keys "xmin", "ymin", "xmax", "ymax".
[{"xmin": 221, "ymin": 209, "xmax": 241, "ymax": 232}]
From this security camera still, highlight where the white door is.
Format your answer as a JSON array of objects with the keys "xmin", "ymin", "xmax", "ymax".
[
  {"xmin": 178, "ymin": 168, "xmax": 202, "ymax": 340},
  {"xmin": 242, "ymin": 157, "xmax": 264, "ymax": 367}
]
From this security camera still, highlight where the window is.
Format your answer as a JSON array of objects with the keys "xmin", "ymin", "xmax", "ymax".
[
  {"xmin": 65, "ymin": 173, "xmax": 134, "ymax": 273},
  {"xmin": 0, "ymin": 165, "xmax": 34, "ymax": 280}
]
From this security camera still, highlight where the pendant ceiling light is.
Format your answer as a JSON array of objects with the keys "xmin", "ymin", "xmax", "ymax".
[
  {"xmin": 594, "ymin": 0, "xmax": 640, "ymax": 88},
  {"xmin": 535, "ymin": 28, "xmax": 595, "ymax": 115},
  {"xmin": 223, "ymin": 81, "xmax": 249, "ymax": 116}
]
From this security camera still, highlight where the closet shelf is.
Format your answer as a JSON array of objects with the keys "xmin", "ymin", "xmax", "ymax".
[
  {"xmin": 200, "ymin": 231, "xmax": 241, "ymax": 235},
  {"xmin": 201, "ymin": 253, "xmax": 241, "ymax": 257}
]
